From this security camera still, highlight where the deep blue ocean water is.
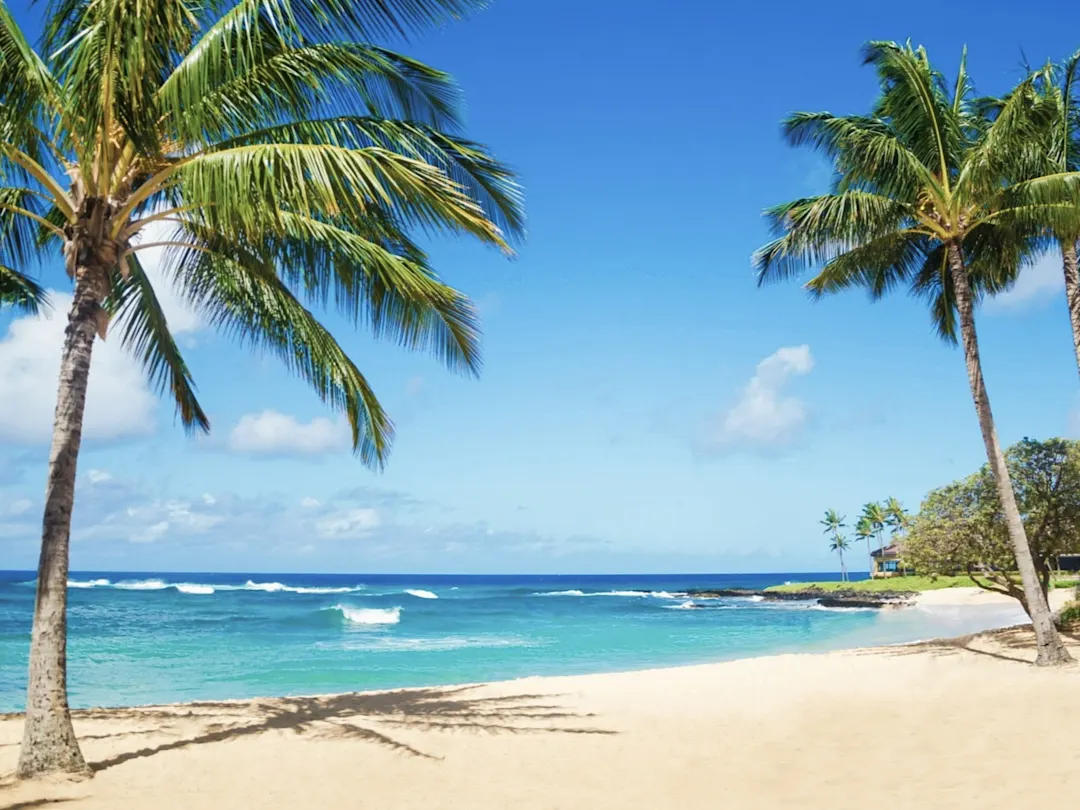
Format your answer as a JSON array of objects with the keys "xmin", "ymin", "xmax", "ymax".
[{"xmin": 0, "ymin": 570, "xmax": 1030, "ymax": 712}]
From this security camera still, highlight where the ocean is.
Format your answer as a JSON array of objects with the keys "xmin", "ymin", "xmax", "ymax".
[{"xmin": 0, "ymin": 570, "xmax": 1030, "ymax": 713}]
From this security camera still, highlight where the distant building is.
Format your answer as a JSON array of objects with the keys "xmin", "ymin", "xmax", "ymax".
[
  {"xmin": 870, "ymin": 543, "xmax": 908, "ymax": 578},
  {"xmin": 1058, "ymin": 554, "xmax": 1080, "ymax": 573}
]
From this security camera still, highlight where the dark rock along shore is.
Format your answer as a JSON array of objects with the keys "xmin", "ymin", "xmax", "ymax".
[{"xmin": 684, "ymin": 587, "xmax": 916, "ymax": 610}]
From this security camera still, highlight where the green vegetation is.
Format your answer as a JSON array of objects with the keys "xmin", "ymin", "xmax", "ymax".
[
  {"xmin": 904, "ymin": 438, "xmax": 1080, "ymax": 615},
  {"xmin": 766, "ymin": 576, "xmax": 973, "ymax": 594},
  {"xmin": 820, "ymin": 509, "xmax": 850, "ymax": 580},
  {"xmin": 755, "ymin": 41, "xmax": 1080, "ymax": 666},
  {"xmin": 0, "ymin": 0, "xmax": 521, "ymax": 780}
]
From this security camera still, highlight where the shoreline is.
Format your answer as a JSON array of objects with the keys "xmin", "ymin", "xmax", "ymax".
[
  {"xmin": 4, "ymin": 616, "xmax": 1080, "ymax": 809},
  {"xmin": 0, "ymin": 588, "xmax": 1067, "ymax": 720}
]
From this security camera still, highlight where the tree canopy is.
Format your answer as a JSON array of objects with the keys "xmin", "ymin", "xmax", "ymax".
[{"xmin": 904, "ymin": 437, "xmax": 1080, "ymax": 614}]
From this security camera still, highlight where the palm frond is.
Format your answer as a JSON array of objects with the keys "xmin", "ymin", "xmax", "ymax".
[{"xmin": 107, "ymin": 253, "xmax": 210, "ymax": 433}]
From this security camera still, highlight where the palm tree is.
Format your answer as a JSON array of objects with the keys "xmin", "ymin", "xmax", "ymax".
[
  {"xmin": 0, "ymin": 0, "xmax": 523, "ymax": 778},
  {"xmin": 1017, "ymin": 53, "xmax": 1080, "ymax": 374},
  {"xmin": 830, "ymin": 532, "xmax": 852, "ymax": 582},
  {"xmin": 861, "ymin": 501, "xmax": 887, "ymax": 574},
  {"xmin": 820, "ymin": 509, "xmax": 847, "ymax": 581},
  {"xmin": 854, "ymin": 516, "xmax": 875, "ymax": 578},
  {"xmin": 754, "ymin": 41, "xmax": 1079, "ymax": 665},
  {"xmin": 883, "ymin": 496, "xmax": 909, "ymax": 537}
]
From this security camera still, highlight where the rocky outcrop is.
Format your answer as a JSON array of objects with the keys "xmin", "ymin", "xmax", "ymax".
[{"xmin": 685, "ymin": 587, "xmax": 916, "ymax": 609}]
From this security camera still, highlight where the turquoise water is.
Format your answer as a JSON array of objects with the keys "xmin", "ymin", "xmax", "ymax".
[{"xmin": 0, "ymin": 571, "xmax": 1028, "ymax": 712}]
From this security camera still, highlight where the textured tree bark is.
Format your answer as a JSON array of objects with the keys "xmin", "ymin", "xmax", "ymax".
[
  {"xmin": 1061, "ymin": 240, "xmax": 1080, "ymax": 378},
  {"xmin": 16, "ymin": 257, "xmax": 108, "ymax": 779},
  {"xmin": 948, "ymin": 242, "xmax": 1071, "ymax": 666}
]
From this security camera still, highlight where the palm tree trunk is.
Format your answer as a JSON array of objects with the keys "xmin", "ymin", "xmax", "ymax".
[
  {"xmin": 1061, "ymin": 239, "xmax": 1080, "ymax": 378},
  {"xmin": 876, "ymin": 529, "xmax": 884, "ymax": 578},
  {"xmin": 948, "ymin": 243, "xmax": 1071, "ymax": 666},
  {"xmin": 865, "ymin": 538, "xmax": 872, "ymax": 580},
  {"xmin": 16, "ymin": 262, "xmax": 105, "ymax": 779}
]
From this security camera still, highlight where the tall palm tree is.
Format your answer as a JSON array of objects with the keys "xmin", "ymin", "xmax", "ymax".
[
  {"xmin": 1017, "ymin": 53, "xmax": 1080, "ymax": 374},
  {"xmin": 830, "ymin": 532, "xmax": 852, "ymax": 582},
  {"xmin": 754, "ymin": 41, "xmax": 1080, "ymax": 665},
  {"xmin": 883, "ymin": 496, "xmax": 909, "ymax": 537},
  {"xmin": 820, "ymin": 509, "xmax": 847, "ymax": 581},
  {"xmin": 854, "ymin": 516, "xmax": 875, "ymax": 578},
  {"xmin": 0, "ymin": 0, "xmax": 523, "ymax": 778},
  {"xmin": 861, "ymin": 501, "xmax": 887, "ymax": 573}
]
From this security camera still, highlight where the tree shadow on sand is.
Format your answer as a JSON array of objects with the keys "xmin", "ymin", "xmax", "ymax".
[
  {"xmin": 855, "ymin": 625, "xmax": 1080, "ymax": 665},
  {"xmin": 71, "ymin": 686, "xmax": 615, "ymax": 772}
]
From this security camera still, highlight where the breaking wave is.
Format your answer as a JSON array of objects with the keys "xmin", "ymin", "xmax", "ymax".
[
  {"xmin": 324, "ymin": 605, "xmax": 402, "ymax": 625},
  {"xmin": 404, "ymin": 589, "xmax": 438, "ymax": 600}
]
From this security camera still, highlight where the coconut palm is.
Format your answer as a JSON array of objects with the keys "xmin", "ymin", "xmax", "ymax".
[
  {"xmin": 854, "ymin": 516, "xmax": 875, "ymax": 578},
  {"xmin": 884, "ymin": 496, "xmax": 909, "ymax": 536},
  {"xmin": 830, "ymin": 532, "xmax": 852, "ymax": 582},
  {"xmin": 754, "ymin": 41, "xmax": 1080, "ymax": 665},
  {"xmin": 0, "ymin": 0, "xmax": 523, "ymax": 778},
  {"xmin": 1014, "ymin": 53, "xmax": 1080, "ymax": 374},
  {"xmin": 861, "ymin": 501, "xmax": 887, "ymax": 571},
  {"xmin": 820, "ymin": 509, "xmax": 847, "ymax": 581}
]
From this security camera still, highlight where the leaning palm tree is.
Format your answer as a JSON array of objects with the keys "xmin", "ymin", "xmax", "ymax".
[
  {"xmin": 1, "ymin": 0, "xmax": 523, "ymax": 778},
  {"xmin": 861, "ymin": 501, "xmax": 887, "ymax": 571},
  {"xmin": 754, "ymin": 41, "xmax": 1080, "ymax": 665},
  {"xmin": 854, "ymin": 515, "xmax": 875, "ymax": 577},
  {"xmin": 830, "ymin": 532, "xmax": 852, "ymax": 582},
  {"xmin": 820, "ymin": 509, "xmax": 847, "ymax": 580}
]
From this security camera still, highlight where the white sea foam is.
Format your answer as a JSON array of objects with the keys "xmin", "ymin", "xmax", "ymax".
[
  {"xmin": 665, "ymin": 600, "xmax": 699, "ymax": 610},
  {"xmin": 536, "ymin": 589, "xmax": 680, "ymax": 598},
  {"xmin": 175, "ymin": 583, "xmax": 215, "ymax": 595},
  {"xmin": 748, "ymin": 595, "xmax": 765, "ymax": 602},
  {"xmin": 114, "ymin": 579, "xmax": 169, "ymax": 590},
  {"xmin": 404, "ymin": 589, "xmax": 438, "ymax": 599},
  {"xmin": 239, "ymin": 580, "xmax": 363, "ymax": 594},
  {"xmin": 327, "ymin": 605, "xmax": 402, "ymax": 625},
  {"xmin": 67, "ymin": 578, "xmax": 110, "ymax": 588},
  {"xmin": 327, "ymin": 634, "xmax": 532, "ymax": 652}
]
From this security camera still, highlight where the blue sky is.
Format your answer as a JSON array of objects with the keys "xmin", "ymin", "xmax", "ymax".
[{"xmin": 3, "ymin": 0, "xmax": 1080, "ymax": 574}]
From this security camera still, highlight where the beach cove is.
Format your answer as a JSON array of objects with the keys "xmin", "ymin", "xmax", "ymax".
[{"xmin": 2, "ymin": 589, "xmax": 1077, "ymax": 810}]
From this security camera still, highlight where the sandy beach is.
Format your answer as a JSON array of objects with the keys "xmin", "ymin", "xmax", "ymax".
[{"xmin": 2, "ymin": 588, "xmax": 1078, "ymax": 810}]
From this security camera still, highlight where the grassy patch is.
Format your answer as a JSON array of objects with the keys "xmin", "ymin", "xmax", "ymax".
[{"xmin": 765, "ymin": 576, "xmax": 973, "ymax": 593}]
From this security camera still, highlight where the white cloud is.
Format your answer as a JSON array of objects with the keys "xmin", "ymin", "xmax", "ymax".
[
  {"xmin": 986, "ymin": 253, "xmax": 1063, "ymax": 312},
  {"xmin": 201, "ymin": 493, "xmax": 216, "ymax": 505},
  {"xmin": 0, "ymin": 241, "xmax": 202, "ymax": 445},
  {"xmin": 6, "ymin": 498, "xmax": 31, "ymax": 516},
  {"xmin": 300, "ymin": 496, "xmax": 321, "ymax": 508},
  {"xmin": 132, "ymin": 520, "xmax": 170, "ymax": 544},
  {"xmin": 131, "ymin": 222, "xmax": 202, "ymax": 333},
  {"xmin": 228, "ymin": 410, "xmax": 349, "ymax": 456},
  {"xmin": 315, "ymin": 507, "xmax": 380, "ymax": 539},
  {"xmin": 0, "ymin": 294, "xmax": 157, "ymax": 442},
  {"xmin": 699, "ymin": 345, "xmax": 814, "ymax": 454},
  {"xmin": 87, "ymin": 469, "xmax": 113, "ymax": 484}
]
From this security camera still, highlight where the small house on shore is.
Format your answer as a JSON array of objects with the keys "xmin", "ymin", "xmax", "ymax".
[{"xmin": 870, "ymin": 543, "xmax": 909, "ymax": 578}]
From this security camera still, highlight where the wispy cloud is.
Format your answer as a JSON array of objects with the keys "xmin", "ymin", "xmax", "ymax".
[
  {"xmin": 985, "ymin": 253, "xmax": 1063, "ymax": 313},
  {"xmin": 696, "ymin": 345, "xmax": 814, "ymax": 456},
  {"xmin": 227, "ymin": 410, "xmax": 350, "ymax": 456}
]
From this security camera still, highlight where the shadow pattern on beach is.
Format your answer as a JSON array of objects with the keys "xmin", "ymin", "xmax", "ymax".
[
  {"xmin": 73, "ymin": 686, "xmax": 615, "ymax": 773},
  {"xmin": 860, "ymin": 625, "xmax": 1080, "ymax": 665}
]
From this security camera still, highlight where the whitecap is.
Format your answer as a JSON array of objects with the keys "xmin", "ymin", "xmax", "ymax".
[
  {"xmin": 326, "ymin": 605, "xmax": 402, "ymax": 625},
  {"xmin": 114, "ymin": 579, "xmax": 168, "ymax": 590},
  {"xmin": 664, "ymin": 600, "xmax": 699, "ymax": 610},
  {"xmin": 325, "ymin": 634, "xmax": 532, "ymax": 652},
  {"xmin": 240, "ymin": 580, "xmax": 362, "ymax": 594},
  {"xmin": 535, "ymin": 589, "xmax": 586, "ymax": 596},
  {"xmin": 68, "ymin": 578, "xmax": 110, "ymax": 588},
  {"xmin": 175, "ymin": 583, "xmax": 214, "ymax": 595},
  {"xmin": 404, "ymin": 589, "xmax": 438, "ymax": 599}
]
